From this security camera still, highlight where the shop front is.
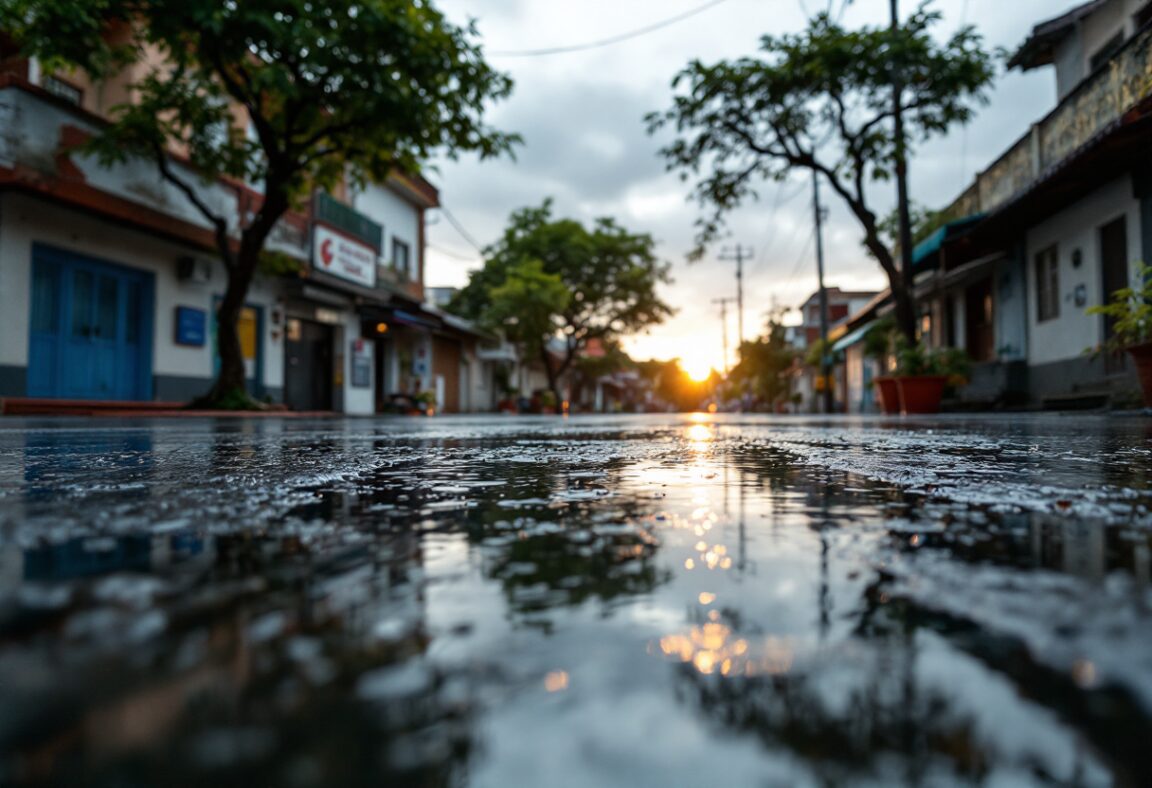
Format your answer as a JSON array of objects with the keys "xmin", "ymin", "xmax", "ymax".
[
  {"xmin": 361, "ymin": 307, "xmax": 436, "ymax": 414},
  {"xmin": 283, "ymin": 195, "xmax": 384, "ymax": 414},
  {"xmin": 284, "ymin": 314, "xmax": 336, "ymax": 411}
]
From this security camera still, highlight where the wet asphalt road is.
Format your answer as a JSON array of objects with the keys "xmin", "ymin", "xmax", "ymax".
[{"xmin": 0, "ymin": 412, "xmax": 1150, "ymax": 787}]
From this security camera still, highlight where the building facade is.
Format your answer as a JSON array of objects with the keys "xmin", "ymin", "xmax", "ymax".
[
  {"xmin": 788, "ymin": 287, "xmax": 879, "ymax": 413},
  {"xmin": 834, "ymin": 0, "xmax": 1152, "ymax": 409},
  {"xmin": 0, "ymin": 46, "xmax": 489, "ymax": 414}
]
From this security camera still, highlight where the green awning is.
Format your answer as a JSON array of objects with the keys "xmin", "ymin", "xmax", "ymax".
[{"xmin": 912, "ymin": 214, "xmax": 985, "ymax": 267}]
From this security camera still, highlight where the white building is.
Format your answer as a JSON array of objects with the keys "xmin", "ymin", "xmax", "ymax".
[
  {"xmin": 843, "ymin": 0, "xmax": 1152, "ymax": 409},
  {"xmin": 0, "ymin": 50, "xmax": 465, "ymax": 414}
]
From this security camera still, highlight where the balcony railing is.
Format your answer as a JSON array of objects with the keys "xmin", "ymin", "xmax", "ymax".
[{"xmin": 943, "ymin": 22, "xmax": 1152, "ymax": 222}]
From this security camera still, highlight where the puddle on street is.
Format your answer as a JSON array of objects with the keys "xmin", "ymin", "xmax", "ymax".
[{"xmin": 0, "ymin": 414, "xmax": 1150, "ymax": 786}]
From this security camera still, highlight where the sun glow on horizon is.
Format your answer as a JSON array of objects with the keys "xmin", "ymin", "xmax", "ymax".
[{"xmin": 683, "ymin": 359, "xmax": 714, "ymax": 382}]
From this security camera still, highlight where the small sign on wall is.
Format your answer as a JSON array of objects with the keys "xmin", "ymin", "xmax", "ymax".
[
  {"xmin": 175, "ymin": 306, "xmax": 207, "ymax": 347},
  {"xmin": 350, "ymin": 338, "xmax": 373, "ymax": 388}
]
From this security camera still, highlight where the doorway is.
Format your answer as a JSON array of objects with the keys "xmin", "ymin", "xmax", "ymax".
[
  {"xmin": 27, "ymin": 245, "xmax": 154, "ymax": 400},
  {"xmin": 284, "ymin": 318, "xmax": 335, "ymax": 411},
  {"xmin": 1099, "ymin": 216, "xmax": 1128, "ymax": 374},
  {"xmin": 964, "ymin": 277, "xmax": 995, "ymax": 362}
]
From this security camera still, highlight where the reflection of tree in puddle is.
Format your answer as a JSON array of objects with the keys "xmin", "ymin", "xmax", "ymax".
[
  {"xmin": 657, "ymin": 607, "xmax": 1103, "ymax": 785},
  {"xmin": 481, "ymin": 516, "xmax": 667, "ymax": 618},
  {"xmin": 1, "ymin": 523, "xmax": 479, "ymax": 786},
  {"xmin": 654, "ymin": 447, "xmax": 1146, "ymax": 784}
]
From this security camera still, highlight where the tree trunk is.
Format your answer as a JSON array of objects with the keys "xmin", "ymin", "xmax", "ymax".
[
  {"xmin": 889, "ymin": 273, "xmax": 918, "ymax": 342},
  {"xmin": 196, "ymin": 186, "xmax": 289, "ymax": 409},
  {"xmin": 540, "ymin": 344, "xmax": 563, "ymax": 412},
  {"xmin": 861, "ymin": 227, "xmax": 918, "ymax": 342},
  {"xmin": 205, "ymin": 255, "xmax": 258, "ymax": 405},
  {"xmin": 829, "ymin": 178, "xmax": 919, "ymax": 344}
]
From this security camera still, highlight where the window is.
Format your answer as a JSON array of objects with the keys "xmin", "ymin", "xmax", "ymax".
[
  {"xmin": 1035, "ymin": 245, "xmax": 1060, "ymax": 322},
  {"xmin": 393, "ymin": 239, "xmax": 411, "ymax": 280},
  {"xmin": 43, "ymin": 75, "xmax": 82, "ymax": 105}
]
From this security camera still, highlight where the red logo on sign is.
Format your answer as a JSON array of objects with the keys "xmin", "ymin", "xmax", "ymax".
[{"xmin": 320, "ymin": 238, "xmax": 334, "ymax": 267}]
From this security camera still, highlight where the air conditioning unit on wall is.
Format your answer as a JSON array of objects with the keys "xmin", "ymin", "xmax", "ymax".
[{"xmin": 177, "ymin": 256, "xmax": 213, "ymax": 284}]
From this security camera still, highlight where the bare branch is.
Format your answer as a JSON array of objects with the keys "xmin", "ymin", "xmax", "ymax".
[{"xmin": 152, "ymin": 143, "xmax": 234, "ymax": 268}]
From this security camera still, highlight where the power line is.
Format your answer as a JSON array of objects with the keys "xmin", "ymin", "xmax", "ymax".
[
  {"xmin": 438, "ymin": 206, "xmax": 484, "ymax": 253},
  {"xmin": 753, "ymin": 179, "xmax": 810, "ymax": 272},
  {"xmin": 488, "ymin": 0, "xmax": 734, "ymax": 57},
  {"xmin": 784, "ymin": 227, "xmax": 817, "ymax": 286},
  {"xmin": 428, "ymin": 242, "xmax": 478, "ymax": 262}
]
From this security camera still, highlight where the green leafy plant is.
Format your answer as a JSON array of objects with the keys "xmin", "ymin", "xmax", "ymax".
[
  {"xmin": 804, "ymin": 337, "xmax": 834, "ymax": 369},
  {"xmin": 537, "ymin": 390, "xmax": 558, "ymax": 410},
  {"xmin": 414, "ymin": 390, "xmax": 437, "ymax": 406},
  {"xmin": 1086, "ymin": 262, "xmax": 1152, "ymax": 352},
  {"xmin": 861, "ymin": 316, "xmax": 897, "ymax": 362},
  {"xmin": 448, "ymin": 199, "xmax": 673, "ymax": 408},
  {"xmin": 894, "ymin": 336, "xmax": 970, "ymax": 382}
]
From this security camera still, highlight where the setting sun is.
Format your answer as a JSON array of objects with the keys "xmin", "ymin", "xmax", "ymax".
[{"xmin": 683, "ymin": 359, "xmax": 713, "ymax": 382}]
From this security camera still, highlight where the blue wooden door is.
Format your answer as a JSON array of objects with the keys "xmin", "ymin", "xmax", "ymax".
[{"xmin": 28, "ymin": 246, "xmax": 153, "ymax": 400}]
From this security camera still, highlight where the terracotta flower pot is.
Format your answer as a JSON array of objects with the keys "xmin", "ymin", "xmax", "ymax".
[
  {"xmin": 1127, "ymin": 341, "xmax": 1152, "ymax": 407},
  {"xmin": 873, "ymin": 376, "xmax": 900, "ymax": 414},
  {"xmin": 895, "ymin": 375, "xmax": 948, "ymax": 415}
]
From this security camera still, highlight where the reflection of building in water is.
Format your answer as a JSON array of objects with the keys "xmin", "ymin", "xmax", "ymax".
[
  {"xmin": 1029, "ymin": 514, "xmax": 1106, "ymax": 582},
  {"xmin": 22, "ymin": 430, "xmax": 154, "ymax": 502},
  {"xmin": 4, "ymin": 524, "xmax": 459, "ymax": 785},
  {"xmin": 18, "ymin": 530, "xmax": 209, "ymax": 582}
]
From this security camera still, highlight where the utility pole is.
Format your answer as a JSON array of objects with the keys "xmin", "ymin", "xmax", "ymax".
[
  {"xmin": 813, "ymin": 170, "xmax": 833, "ymax": 415},
  {"xmin": 712, "ymin": 297, "xmax": 737, "ymax": 376},
  {"xmin": 719, "ymin": 246, "xmax": 752, "ymax": 350},
  {"xmin": 891, "ymin": 0, "xmax": 914, "ymax": 282}
]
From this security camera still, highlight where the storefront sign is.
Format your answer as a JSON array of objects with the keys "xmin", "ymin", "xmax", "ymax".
[
  {"xmin": 174, "ymin": 306, "xmax": 207, "ymax": 347},
  {"xmin": 350, "ymin": 338, "xmax": 373, "ymax": 389},
  {"xmin": 312, "ymin": 224, "xmax": 377, "ymax": 289}
]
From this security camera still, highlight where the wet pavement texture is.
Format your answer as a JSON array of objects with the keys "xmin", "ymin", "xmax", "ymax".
[{"xmin": 1, "ymin": 413, "xmax": 1151, "ymax": 787}]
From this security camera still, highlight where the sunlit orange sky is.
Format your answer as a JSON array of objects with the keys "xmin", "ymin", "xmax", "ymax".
[{"xmin": 424, "ymin": 0, "xmax": 1056, "ymax": 375}]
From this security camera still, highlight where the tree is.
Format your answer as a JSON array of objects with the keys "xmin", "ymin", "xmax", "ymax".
[
  {"xmin": 450, "ymin": 200, "xmax": 674, "ymax": 406},
  {"xmin": 7, "ymin": 0, "xmax": 517, "ymax": 406},
  {"xmin": 647, "ymin": 3, "xmax": 996, "ymax": 340},
  {"xmin": 634, "ymin": 358, "xmax": 714, "ymax": 412},
  {"xmin": 730, "ymin": 320, "xmax": 795, "ymax": 409}
]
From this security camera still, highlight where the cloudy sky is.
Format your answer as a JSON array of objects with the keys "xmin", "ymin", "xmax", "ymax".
[{"xmin": 424, "ymin": 0, "xmax": 1059, "ymax": 374}]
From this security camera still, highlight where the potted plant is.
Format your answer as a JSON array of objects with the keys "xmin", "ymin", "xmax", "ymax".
[
  {"xmin": 862, "ymin": 317, "xmax": 899, "ymax": 414},
  {"xmin": 1087, "ymin": 262, "xmax": 1152, "ymax": 406},
  {"xmin": 536, "ymin": 389, "xmax": 558, "ymax": 414},
  {"xmin": 893, "ymin": 339, "xmax": 970, "ymax": 414},
  {"xmin": 496, "ymin": 391, "xmax": 519, "ymax": 414},
  {"xmin": 414, "ymin": 390, "xmax": 437, "ymax": 415}
]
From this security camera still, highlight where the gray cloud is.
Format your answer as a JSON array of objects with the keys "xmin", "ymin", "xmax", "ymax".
[{"xmin": 425, "ymin": 0, "xmax": 1062, "ymax": 361}]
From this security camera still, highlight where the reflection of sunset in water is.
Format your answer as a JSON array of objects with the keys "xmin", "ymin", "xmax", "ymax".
[
  {"xmin": 655, "ymin": 611, "xmax": 794, "ymax": 677},
  {"xmin": 686, "ymin": 423, "xmax": 714, "ymax": 448}
]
